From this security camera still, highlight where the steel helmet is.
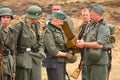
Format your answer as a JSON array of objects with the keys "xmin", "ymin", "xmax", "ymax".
[
  {"xmin": 25, "ymin": 6, "xmax": 42, "ymax": 19},
  {"xmin": 87, "ymin": 49, "xmax": 102, "ymax": 63},
  {"xmin": 0, "ymin": 7, "xmax": 13, "ymax": 19}
]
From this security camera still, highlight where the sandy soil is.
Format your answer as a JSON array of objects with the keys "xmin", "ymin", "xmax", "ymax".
[{"xmin": 0, "ymin": 0, "xmax": 120, "ymax": 80}]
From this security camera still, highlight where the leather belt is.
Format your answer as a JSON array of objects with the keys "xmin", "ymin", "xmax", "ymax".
[{"xmin": 17, "ymin": 47, "xmax": 31, "ymax": 53}]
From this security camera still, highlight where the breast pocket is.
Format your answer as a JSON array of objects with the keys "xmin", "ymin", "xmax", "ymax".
[
  {"xmin": 21, "ymin": 33, "xmax": 30, "ymax": 45},
  {"xmin": 53, "ymin": 32, "xmax": 64, "ymax": 44}
]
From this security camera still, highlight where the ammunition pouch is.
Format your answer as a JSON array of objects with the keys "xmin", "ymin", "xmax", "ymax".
[
  {"xmin": 109, "ymin": 35, "xmax": 115, "ymax": 43},
  {"xmin": 31, "ymin": 44, "xmax": 40, "ymax": 53},
  {"xmin": 3, "ymin": 49, "xmax": 10, "ymax": 56},
  {"xmin": 102, "ymin": 43, "xmax": 113, "ymax": 51}
]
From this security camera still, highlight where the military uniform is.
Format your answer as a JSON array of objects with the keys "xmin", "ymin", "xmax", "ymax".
[
  {"xmin": 82, "ymin": 4, "xmax": 111, "ymax": 80},
  {"xmin": 0, "ymin": 26, "xmax": 16, "ymax": 80},
  {"xmin": 0, "ymin": 7, "xmax": 15, "ymax": 80},
  {"xmin": 84, "ymin": 19, "xmax": 110, "ymax": 80},
  {"xmin": 42, "ymin": 10, "xmax": 68, "ymax": 80},
  {"xmin": 13, "ymin": 6, "xmax": 45, "ymax": 80}
]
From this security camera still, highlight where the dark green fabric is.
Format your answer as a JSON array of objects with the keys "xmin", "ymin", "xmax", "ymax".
[{"xmin": 52, "ymin": 10, "xmax": 67, "ymax": 20}]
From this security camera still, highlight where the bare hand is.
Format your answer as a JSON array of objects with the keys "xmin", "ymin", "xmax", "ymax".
[
  {"xmin": 75, "ymin": 39, "xmax": 85, "ymax": 48},
  {"xmin": 11, "ymin": 73, "xmax": 16, "ymax": 78}
]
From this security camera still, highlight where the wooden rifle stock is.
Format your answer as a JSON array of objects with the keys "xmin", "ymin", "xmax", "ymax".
[
  {"xmin": 71, "ymin": 63, "xmax": 82, "ymax": 79},
  {"xmin": 0, "ymin": 31, "xmax": 4, "ymax": 80},
  {"xmin": 62, "ymin": 21, "xmax": 77, "ymax": 48}
]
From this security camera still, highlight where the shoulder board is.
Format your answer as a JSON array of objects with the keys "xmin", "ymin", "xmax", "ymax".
[{"xmin": 13, "ymin": 21, "xmax": 24, "ymax": 32}]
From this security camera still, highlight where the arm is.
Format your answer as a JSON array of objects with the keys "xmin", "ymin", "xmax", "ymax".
[
  {"xmin": 76, "ymin": 24, "xmax": 110, "ymax": 49},
  {"xmin": 43, "ymin": 29, "xmax": 67, "ymax": 57},
  {"xmin": 84, "ymin": 41, "xmax": 103, "ymax": 48},
  {"xmin": 76, "ymin": 40, "xmax": 102, "ymax": 49}
]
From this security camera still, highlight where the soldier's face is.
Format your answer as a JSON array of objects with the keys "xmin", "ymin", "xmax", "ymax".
[
  {"xmin": 51, "ymin": 17, "xmax": 64, "ymax": 28},
  {"xmin": 0, "ymin": 15, "xmax": 12, "ymax": 28},
  {"xmin": 56, "ymin": 19, "xmax": 64, "ymax": 27},
  {"xmin": 52, "ymin": 5, "xmax": 61, "ymax": 12},
  {"xmin": 90, "ymin": 11, "xmax": 99, "ymax": 23},
  {"xmin": 27, "ymin": 18, "xmax": 39, "ymax": 24},
  {"xmin": 81, "ymin": 11, "xmax": 90, "ymax": 22}
]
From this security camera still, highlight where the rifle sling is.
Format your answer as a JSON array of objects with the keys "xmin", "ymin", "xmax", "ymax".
[
  {"xmin": 17, "ymin": 22, "xmax": 40, "ymax": 49},
  {"xmin": 17, "ymin": 22, "xmax": 23, "ymax": 48}
]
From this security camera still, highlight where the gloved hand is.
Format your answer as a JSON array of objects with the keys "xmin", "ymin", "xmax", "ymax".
[{"xmin": 66, "ymin": 52, "xmax": 77, "ymax": 63}]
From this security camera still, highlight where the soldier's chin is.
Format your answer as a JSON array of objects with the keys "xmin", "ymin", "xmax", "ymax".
[{"xmin": 2, "ymin": 23, "xmax": 9, "ymax": 28}]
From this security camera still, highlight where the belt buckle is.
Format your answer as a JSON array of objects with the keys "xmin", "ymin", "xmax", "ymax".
[{"xmin": 26, "ymin": 48, "xmax": 31, "ymax": 51}]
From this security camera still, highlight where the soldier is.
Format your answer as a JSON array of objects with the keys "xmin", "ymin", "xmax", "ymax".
[
  {"xmin": 13, "ymin": 6, "xmax": 46, "ymax": 80},
  {"xmin": 75, "ymin": 4, "xmax": 110, "ymax": 80},
  {"xmin": 42, "ymin": 10, "xmax": 76, "ymax": 80},
  {"xmin": 0, "ymin": 7, "xmax": 16, "ymax": 80},
  {"xmin": 44, "ymin": 4, "xmax": 75, "ymax": 33},
  {"xmin": 78, "ymin": 8, "xmax": 90, "ymax": 80}
]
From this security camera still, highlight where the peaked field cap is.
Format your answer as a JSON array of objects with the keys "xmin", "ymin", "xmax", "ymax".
[
  {"xmin": 90, "ymin": 3, "xmax": 105, "ymax": 15},
  {"xmin": 52, "ymin": 10, "xmax": 67, "ymax": 20}
]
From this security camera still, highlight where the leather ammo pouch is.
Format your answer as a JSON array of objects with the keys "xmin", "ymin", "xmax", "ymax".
[
  {"xmin": 87, "ymin": 48, "xmax": 102, "ymax": 63},
  {"xmin": 3, "ymin": 49, "xmax": 11, "ymax": 56},
  {"xmin": 31, "ymin": 44, "xmax": 40, "ymax": 53}
]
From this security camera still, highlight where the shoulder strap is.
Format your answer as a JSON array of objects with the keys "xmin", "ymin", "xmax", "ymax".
[
  {"xmin": 17, "ymin": 22, "xmax": 24, "ymax": 48},
  {"xmin": 96, "ymin": 19, "xmax": 107, "ymax": 40},
  {"xmin": 34, "ymin": 22, "xmax": 40, "ymax": 41},
  {"xmin": 90, "ymin": 20, "xmax": 104, "ymax": 41}
]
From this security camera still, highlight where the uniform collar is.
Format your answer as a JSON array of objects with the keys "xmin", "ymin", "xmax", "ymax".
[{"xmin": 48, "ymin": 22, "xmax": 61, "ymax": 31}]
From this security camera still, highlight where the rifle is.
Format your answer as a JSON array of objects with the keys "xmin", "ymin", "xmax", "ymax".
[
  {"xmin": 62, "ymin": 21, "xmax": 77, "ymax": 48},
  {"xmin": 0, "ymin": 31, "xmax": 4, "ymax": 80},
  {"xmin": 62, "ymin": 21, "xmax": 79, "ymax": 54},
  {"xmin": 71, "ymin": 60, "xmax": 82, "ymax": 79},
  {"xmin": 107, "ymin": 49, "xmax": 112, "ymax": 80}
]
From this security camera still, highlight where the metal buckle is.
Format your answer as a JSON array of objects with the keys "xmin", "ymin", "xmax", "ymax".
[{"xmin": 26, "ymin": 48, "xmax": 31, "ymax": 51}]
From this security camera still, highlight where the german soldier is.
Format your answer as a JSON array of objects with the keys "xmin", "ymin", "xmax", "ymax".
[
  {"xmin": 13, "ymin": 6, "xmax": 46, "ymax": 80},
  {"xmin": 76, "ymin": 4, "xmax": 111, "ymax": 80},
  {"xmin": 0, "ymin": 6, "xmax": 16, "ymax": 80},
  {"xmin": 42, "ymin": 10, "xmax": 76, "ymax": 80}
]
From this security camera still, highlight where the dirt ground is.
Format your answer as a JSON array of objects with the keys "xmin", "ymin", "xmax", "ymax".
[{"xmin": 0, "ymin": 0, "xmax": 120, "ymax": 80}]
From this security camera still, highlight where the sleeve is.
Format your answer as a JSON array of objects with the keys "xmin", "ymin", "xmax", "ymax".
[
  {"xmin": 43, "ymin": 29, "xmax": 59, "ymax": 56},
  {"xmin": 97, "ymin": 24, "xmax": 110, "ymax": 45}
]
